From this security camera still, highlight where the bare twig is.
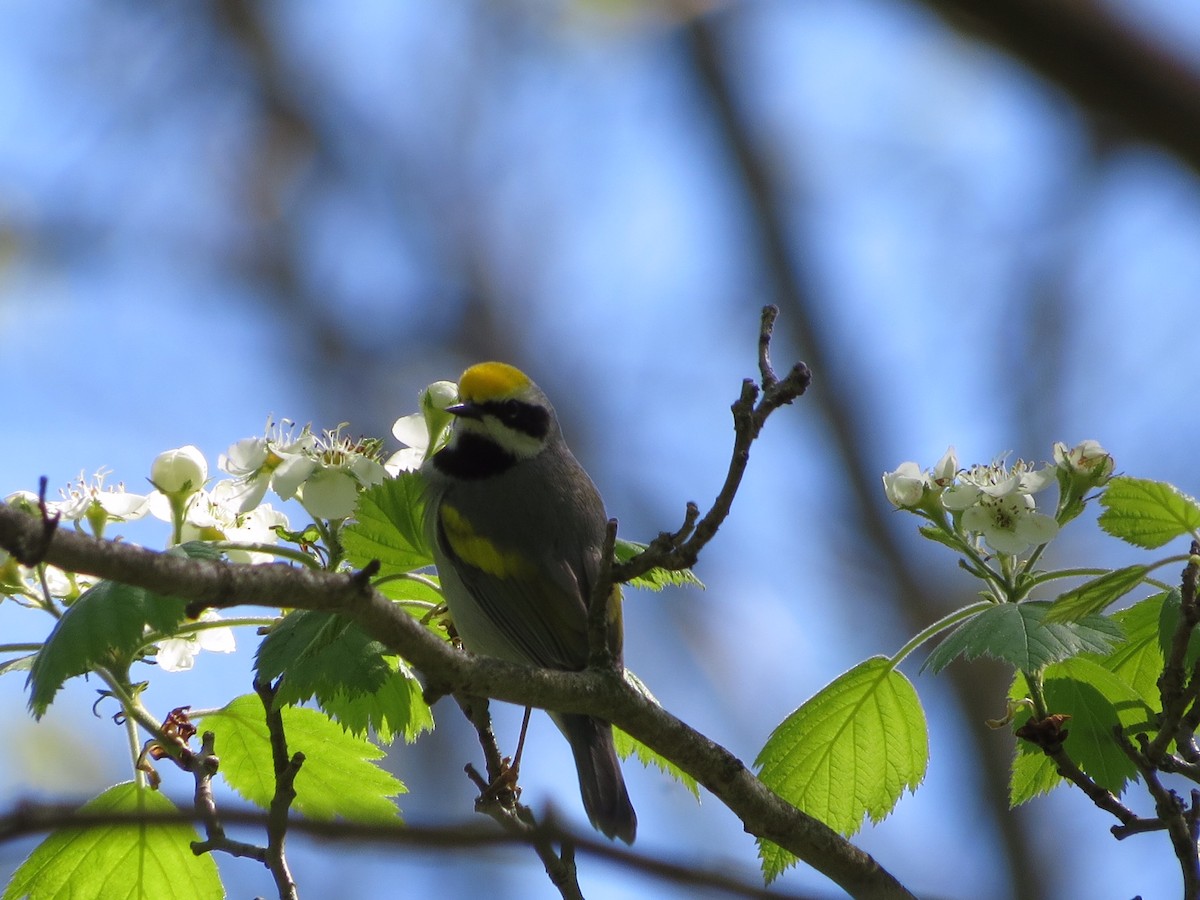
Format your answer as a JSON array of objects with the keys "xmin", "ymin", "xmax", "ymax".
[
  {"xmin": 611, "ymin": 306, "xmax": 811, "ymax": 585},
  {"xmin": 1015, "ymin": 716, "xmax": 1138, "ymax": 827},
  {"xmin": 586, "ymin": 518, "xmax": 620, "ymax": 671},
  {"xmin": 188, "ymin": 730, "xmax": 268, "ymax": 862},
  {"xmin": 1117, "ymin": 729, "xmax": 1200, "ymax": 898},
  {"xmin": 454, "ymin": 694, "xmax": 583, "ymax": 900},
  {"xmin": 255, "ymin": 678, "xmax": 301, "ymax": 900},
  {"xmin": 1148, "ymin": 545, "xmax": 1200, "ymax": 762}
]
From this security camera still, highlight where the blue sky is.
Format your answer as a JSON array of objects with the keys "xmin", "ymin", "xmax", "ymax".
[{"xmin": 3, "ymin": 1, "xmax": 1200, "ymax": 897}]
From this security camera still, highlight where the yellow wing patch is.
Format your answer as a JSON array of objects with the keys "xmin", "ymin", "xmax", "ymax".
[
  {"xmin": 458, "ymin": 362, "xmax": 530, "ymax": 403},
  {"xmin": 439, "ymin": 504, "xmax": 534, "ymax": 578}
]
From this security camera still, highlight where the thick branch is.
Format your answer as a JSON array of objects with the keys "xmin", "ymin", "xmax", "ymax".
[{"xmin": 0, "ymin": 502, "xmax": 911, "ymax": 900}]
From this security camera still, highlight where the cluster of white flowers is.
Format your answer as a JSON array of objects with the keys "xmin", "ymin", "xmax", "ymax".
[
  {"xmin": 220, "ymin": 421, "xmax": 387, "ymax": 520},
  {"xmin": 4, "ymin": 420, "xmax": 390, "ymax": 672},
  {"xmin": 883, "ymin": 441, "xmax": 1114, "ymax": 557}
]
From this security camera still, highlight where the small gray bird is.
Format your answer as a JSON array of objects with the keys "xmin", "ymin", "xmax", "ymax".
[{"xmin": 420, "ymin": 361, "xmax": 637, "ymax": 843}]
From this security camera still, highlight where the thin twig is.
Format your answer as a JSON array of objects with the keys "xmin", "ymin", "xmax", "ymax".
[
  {"xmin": 188, "ymin": 731, "xmax": 268, "ymax": 861},
  {"xmin": 586, "ymin": 519, "xmax": 620, "ymax": 671},
  {"xmin": 1148, "ymin": 545, "xmax": 1200, "ymax": 762},
  {"xmin": 611, "ymin": 306, "xmax": 810, "ymax": 585},
  {"xmin": 255, "ymin": 678, "xmax": 301, "ymax": 900},
  {"xmin": 1016, "ymin": 717, "xmax": 1138, "ymax": 826},
  {"xmin": 454, "ymin": 695, "xmax": 583, "ymax": 900},
  {"xmin": 1118, "ymin": 729, "xmax": 1200, "ymax": 898}
]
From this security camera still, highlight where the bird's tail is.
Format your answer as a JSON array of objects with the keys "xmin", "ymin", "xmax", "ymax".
[{"xmin": 553, "ymin": 713, "xmax": 637, "ymax": 844}]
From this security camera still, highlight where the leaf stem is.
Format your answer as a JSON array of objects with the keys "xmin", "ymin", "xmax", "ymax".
[{"xmin": 889, "ymin": 601, "xmax": 993, "ymax": 669}]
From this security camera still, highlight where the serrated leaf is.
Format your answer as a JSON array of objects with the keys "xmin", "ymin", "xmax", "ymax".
[
  {"xmin": 1093, "ymin": 592, "xmax": 1170, "ymax": 710},
  {"xmin": 612, "ymin": 727, "xmax": 698, "ymax": 798},
  {"xmin": 199, "ymin": 694, "xmax": 405, "ymax": 823},
  {"xmin": 613, "ymin": 671, "xmax": 698, "ymax": 796},
  {"xmin": 613, "ymin": 539, "xmax": 704, "ymax": 591},
  {"xmin": 342, "ymin": 473, "xmax": 432, "ymax": 574},
  {"xmin": 757, "ymin": 839, "xmax": 796, "ymax": 887},
  {"xmin": 1008, "ymin": 738, "xmax": 1060, "ymax": 808},
  {"xmin": 923, "ymin": 601, "xmax": 1123, "ymax": 674},
  {"xmin": 1098, "ymin": 476, "xmax": 1200, "ymax": 549},
  {"xmin": 1045, "ymin": 565, "xmax": 1150, "ymax": 623},
  {"xmin": 2, "ymin": 782, "xmax": 222, "ymax": 900},
  {"xmin": 754, "ymin": 657, "xmax": 928, "ymax": 881},
  {"xmin": 255, "ymin": 610, "xmax": 394, "ymax": 707},
  {"xmin": 0, "ymin": 653, "xmax": 36, "ymax": 678},
  {"xmin": 27, "ymin": 581, "xmax": 190, "ymax": 717},
  {"xmin": 1008, "ymin": 658, "xmax": 1151, "ymax": 804},
  {"xmin": 320, "ymin": 661, "xmax": 434, "ymax": 744}
]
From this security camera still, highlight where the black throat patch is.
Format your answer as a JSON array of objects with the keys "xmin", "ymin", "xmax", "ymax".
[{"xmin": 432, "ymin": 432, "xmax": 519, "ymax": 480}]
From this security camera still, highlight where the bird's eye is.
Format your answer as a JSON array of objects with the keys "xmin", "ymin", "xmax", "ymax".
[{"xmin": 501, "ymin": 399, "xmax": 522, "ymax": 423}]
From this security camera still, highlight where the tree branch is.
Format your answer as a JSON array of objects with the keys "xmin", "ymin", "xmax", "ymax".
[
  {"xmin": 0, "ymin": 502, "xmax": 911, "ymax": 900},
  {"xmin": 255, "ymin": 678, "xmax": 301, "ymax": 900},
  {"xmin": 611, "ymin": 307, "xmax": 811, "ymax": 584},
  {"xmin": 920, "ymin": 0, "xmax": 1200, "ymax": 176},
  {"xmin": 0, "ymin": 800, "xmax": 831, "ymax": 900}
]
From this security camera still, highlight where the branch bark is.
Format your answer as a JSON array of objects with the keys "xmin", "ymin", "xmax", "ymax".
[{"xmin": 0, "ymin": 502, "xmax": 913, "ymax": 900}]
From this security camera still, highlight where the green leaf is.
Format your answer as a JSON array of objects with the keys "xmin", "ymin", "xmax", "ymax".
[
  {"xmin": 0, "ymin": 653, "xmax": 36, "ymax": 678},
  {"xmin": 372, "ymin": 573, "xmax": 443, "ymax": 608},
  {"xmin": 255, "ymin": 610, "xmax": 394, "ymax": 707},
  {"xmin": 1009, "ymin": 658, "xmax": 1151, "ymax": 804},
  {"xmin": 754, "ymin": 657, "xmax": 928, "ymax": 882},
  {"xmin": 923, "ymin": 601, "xmax": 1123, "ymax": 674},
  {"xmin": 1157, "ymin": 588, "xmax": 1200, "ymax": 675},
  {"xmin": 1098, "ymin": 476, "xmax": 1200, "ymax": 549},
  {"xmin": 1093, "ymin": 592, "xmax": 1171, "ymax": 710},
  {"xmin": 1008, "ymin": 735, "xmax": 1060, "ymax": 808},
  {"xmin": 342, "ymin": 473, "xmax": 432, "ymax": 574},
  {"xmin": 319, "ymin": 661, "xmax": 434, "ymax": 744},
  {"xmin": 2, "ymin": 782, "xmax": 222, "ymax": 900},
  {"xmin": 612, "ymin": 727, "xmax": 699, "ymax": 798},
  {"xmin": 199, "ymin": 694, "xmax": 405, "ymax": 823},
  {"xmin": 613, "ymin": 671, "xmax": 698, "ymax": 796},
  {"xmin": 917, "ymin": 523, "xmax": 968, "ymax": 553},
  {"xmin": 1044, "ymin": 565, "xmax": 1150, "ymax": 623},
  {"xmin": 613, "ymin": 539, "xmax": 704, "ymax": 591},
  {"xmin": 27, "ymin": 581, "xmax": 190, "ymax": 717}
]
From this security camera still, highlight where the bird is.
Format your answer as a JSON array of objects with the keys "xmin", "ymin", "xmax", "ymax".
[{"xmin": 420, "ymin": 361, "xmax": 637, "ymax": 843}]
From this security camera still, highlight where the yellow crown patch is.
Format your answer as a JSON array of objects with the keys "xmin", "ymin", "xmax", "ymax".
[{"xmin": 458, "ymin": 362, "xmax": 531, "ymax": 403}]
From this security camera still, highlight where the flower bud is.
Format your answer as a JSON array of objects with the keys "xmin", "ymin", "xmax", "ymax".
[{"xmin": 151, "ymin": 446, "xmax": 209, "ymax": 497}]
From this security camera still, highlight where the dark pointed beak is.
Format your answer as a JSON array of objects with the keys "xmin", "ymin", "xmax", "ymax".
[{"xmin": 446, "ymin": 401, "xmax": 484, "ymax": 420}]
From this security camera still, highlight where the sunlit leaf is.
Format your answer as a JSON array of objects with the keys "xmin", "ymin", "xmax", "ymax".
[
  {"xmin": 200, "ymin": 694, "xmax": 405, "ymax": 823},
  {"xmin": 343, "ymin": 473, "xmax": 432, "ymax": 574},
  {"xmin": 754, "ymin": 657, "xmax": 927, "ymax": 882},
  {"xmin": 2, "ymin": 782, "xmax": 221, "ymax": 900},
  {"xmin": 613, "ymin": 539, "xmax": 703, "ymax": 591},
  {"xmin": 1098, "ymin": 477, "xmax": 1200, "ymax": 549}
]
